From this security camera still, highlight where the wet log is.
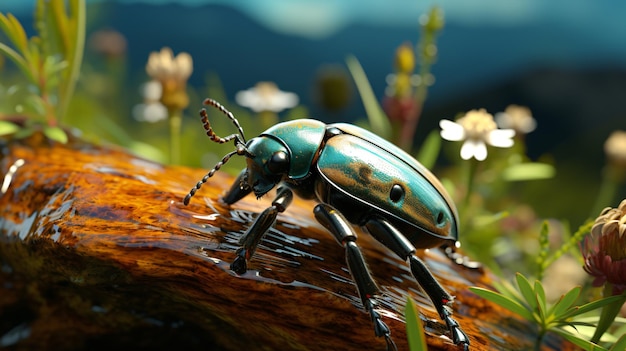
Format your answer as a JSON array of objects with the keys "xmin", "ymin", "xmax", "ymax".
[{"xmin": 0, "ymin": 133, "xmax": 576, "ymax": 350}]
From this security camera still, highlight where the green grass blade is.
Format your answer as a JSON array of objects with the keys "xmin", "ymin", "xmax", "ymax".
[
  {"xmin": 345, "ymin": 54, "xmax": 391, "ymax": 139},
  {"xmin": 502, "ymin": 162, "xmax": 555, "ymax": 181},
  {"xmin": 405, "ymin": 296, "xmax": 428, "ymax": 351},
  {"xmin": 415, "ymin": 129, "xmax": 441, "ymax": 169},
  {"xmin": 469, "ymin": 287, "xmax": 534, "ymax": 321}
]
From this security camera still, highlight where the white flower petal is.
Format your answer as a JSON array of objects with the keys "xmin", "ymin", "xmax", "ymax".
[
  {"xmin": 473, "ymin": 142, "xmax": 488, "ymax": 160},
  {"xmin": 141, "ymin": 80, "xmax": 163, "ymax": 101},
  {"xmin": 268, "ymin": 92, "xmax": 299, "ymax": 112},
  {"xmin": 494, "ymin": 112, "xmax": 511, "ymax": 128},
  {"xmin": 439, "ymin": 119, "xmax": 465, "ymax": 141},
  {"xmin": 236, "ymin": 90, "xmax": 265, "ymax": 112},
  {"xmin": 488, "ymin": 129, "xmax": 516, "ymax": 148},
  {"xmin": 133, "ymin": 102, "xmax": 168, "ymax": 123},
  {"xmin": 236, "ymin": 84, "xmax": 299, "ymax": 113},
  {"xmin": 460, "ymin": 140, "xmax": 487, "ymax": 161}
]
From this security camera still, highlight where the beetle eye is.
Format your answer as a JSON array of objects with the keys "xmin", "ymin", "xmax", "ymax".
[
  {"xmin": 267, "ymin": 151, "xmax": 289, "ymax": 174},
  {"xmin": 389, "ymin": 184, "xmax": 404, "ymax": 203}
]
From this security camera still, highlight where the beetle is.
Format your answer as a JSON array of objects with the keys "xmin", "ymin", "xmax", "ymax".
[{"xmin": 184, "ymin": 98, "xmax": 475, "ymax": 350}]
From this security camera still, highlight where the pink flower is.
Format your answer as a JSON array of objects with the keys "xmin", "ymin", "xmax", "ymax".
[{"xmin": 582, "ymin": 199, "xmax": 626, "ymax": 295}]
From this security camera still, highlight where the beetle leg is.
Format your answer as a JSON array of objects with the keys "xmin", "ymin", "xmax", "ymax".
[
  {"xmin": 222, "ymin": 169, "xmax": 252, "ymax": 205},
  {"xmin": 365, "ymin": 218, "xmax": 470, "ymax": 349},
  {"xmin": 313, "ymin": 204, "xmax": 397, "ymax": 351},
  {"xmin": 441, "ymin": 244, "xmax": 482, "ymax": 270},
  {"xmin": 230, "ymin": 186, "xmax": 293, "ymax": 274}
]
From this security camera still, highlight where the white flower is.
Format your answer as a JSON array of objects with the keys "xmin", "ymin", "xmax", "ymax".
[
  {"xmin": 146, "ymin": 47, "xmax": 193, "ymax": 83},
  {"xmin": 235, "ymin": 82, "xmax": 298, "ymax": 113},
  {"xmin": 440, "ymin": 109, "xmax": 515, "ymax": 161},
  {"xmin": 495, "ymin": 104, "xmax": 536, "ymax": 134},
  {"xmin": 133, "ymin": 80, "xmax": 167, "ymax": 123},
  {"xmin": 144, "ymin": 47, "xmax": 192, "ymax": 111},
  {"xmin": 605, "ymin": 130, "xmax": 626, "ymax": 168}
]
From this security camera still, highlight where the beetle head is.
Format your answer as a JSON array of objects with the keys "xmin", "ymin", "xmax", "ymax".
[{"xmin": 244, "ymin": 136, "xmax": 290, "ymax": 198}]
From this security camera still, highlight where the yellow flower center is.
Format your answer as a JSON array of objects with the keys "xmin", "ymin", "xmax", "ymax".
[{"xmin": 457, "ymin": 109, "xmax": 497, "ymax": 140}]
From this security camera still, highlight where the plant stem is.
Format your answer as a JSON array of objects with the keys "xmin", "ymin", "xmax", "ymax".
[
  {"xmin": 461, "ymin": 158, "xmax": 478, "ymax": 232},
  {"xmin": 591, "ymin": 284, "xmax": 626, "ymax": 343},
  {"xmin": 169, "ymin": 110, "xmax": 182, "ymax": 165},
  {"xmin": 259, "ymin": 110, "xmax": 278, "ymax": 130},
  {"xmin": 534, "ymin": 330, "xmax": 545, "ymax": 351},
  {"xmin": 541, "ymin": 220, "xmax": 593, "ymax": 272}
]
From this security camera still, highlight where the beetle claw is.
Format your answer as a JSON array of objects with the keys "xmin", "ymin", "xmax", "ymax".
[
  {"xmin": 384, "ymin": 334, "xmax": 398, "ymax": 351},
  {"xmin": 443, "ymin": 313, "xmax": 470, "ymax": 348},
  {"xmin": 230, "ymin": 248, "xmax": 248, "ymax": 274}
]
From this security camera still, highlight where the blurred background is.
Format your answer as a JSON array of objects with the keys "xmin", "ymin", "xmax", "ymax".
[{"xmin": 1, "ymin": 0, "xmax": 625, "ymax": 226}]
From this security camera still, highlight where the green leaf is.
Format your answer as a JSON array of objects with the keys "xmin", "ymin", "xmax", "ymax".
[
  {"xmin": 43, "ymin": 126, "xmax": 68, "ymax": 143},
  {"xmin": 559, "ymin": 321, "xmax": 599, "ymax": 329},
  {"xmin": 0, "ymin": 13, "xmax": 29, "ymax": 54},
  {"xmin": 610, "ymin": 334, "xmax": 626, "ymax": 351},
  {"xmin": 346, "ymin": 55, "xmax": 391, "ymax": 139},
  {"xmin": 50, "ymin": 0, "xmax": 71, "ymax": 54},
  {"xmin": 405, "ymin": 297, "xmax": 428, "ymax": 351},
  {"xmin": 534, "ymin": 280, "xmax": 547, "ymax": 321},
  {"xmin": 469, "ymin": 287, "xmax": 534, "ymax": 321},
  {"xmin": 561, "ymin": 295, "xmax": 626, "ymax": 319},
  {"xmin": 415, "ymin": 129, "xmax": 441, "ymax": 169},
  {"xmin": 13, "ymin": 127, "xmax": 34, "ymax": 139},
  {"xmin": 57, "ymin": 0, "xmax": 85, "ymax": 123},
  {"xmin": 549, "ymin": 286, "xmax": 581, "ymax": 319},
  {"xmin": 552, "ymin": 329, "xmax": 609, "ymax": 351},
  {"xmin": 0, "ymin": 42, "xmax": 31, "ymax": 79},
  {"xmin": 515, "ymin": 273, "xmax": 538, "ymax": 314},
  {"xmin": 0, "ymin": 121, "xmax": 20, "ymax": 136},
  {"xmin": 492, "ymin": 279, "xmax": 528, "ymax": 307},
  {"xmin": 502, "ymin": 162, "xmax": 555, "ymax": 181}
]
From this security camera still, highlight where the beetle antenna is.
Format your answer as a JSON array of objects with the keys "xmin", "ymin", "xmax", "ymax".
[
  {"xmin": 184, "ymin": 99, "xmax": 255, "ymax": 205},
  {"xmin": 184, "ymin": 146, "xmax": 247, "ymax": 205},
  {"xmin": 202, "ymin": 98, "xmax": 247, "ymax": 143}
]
